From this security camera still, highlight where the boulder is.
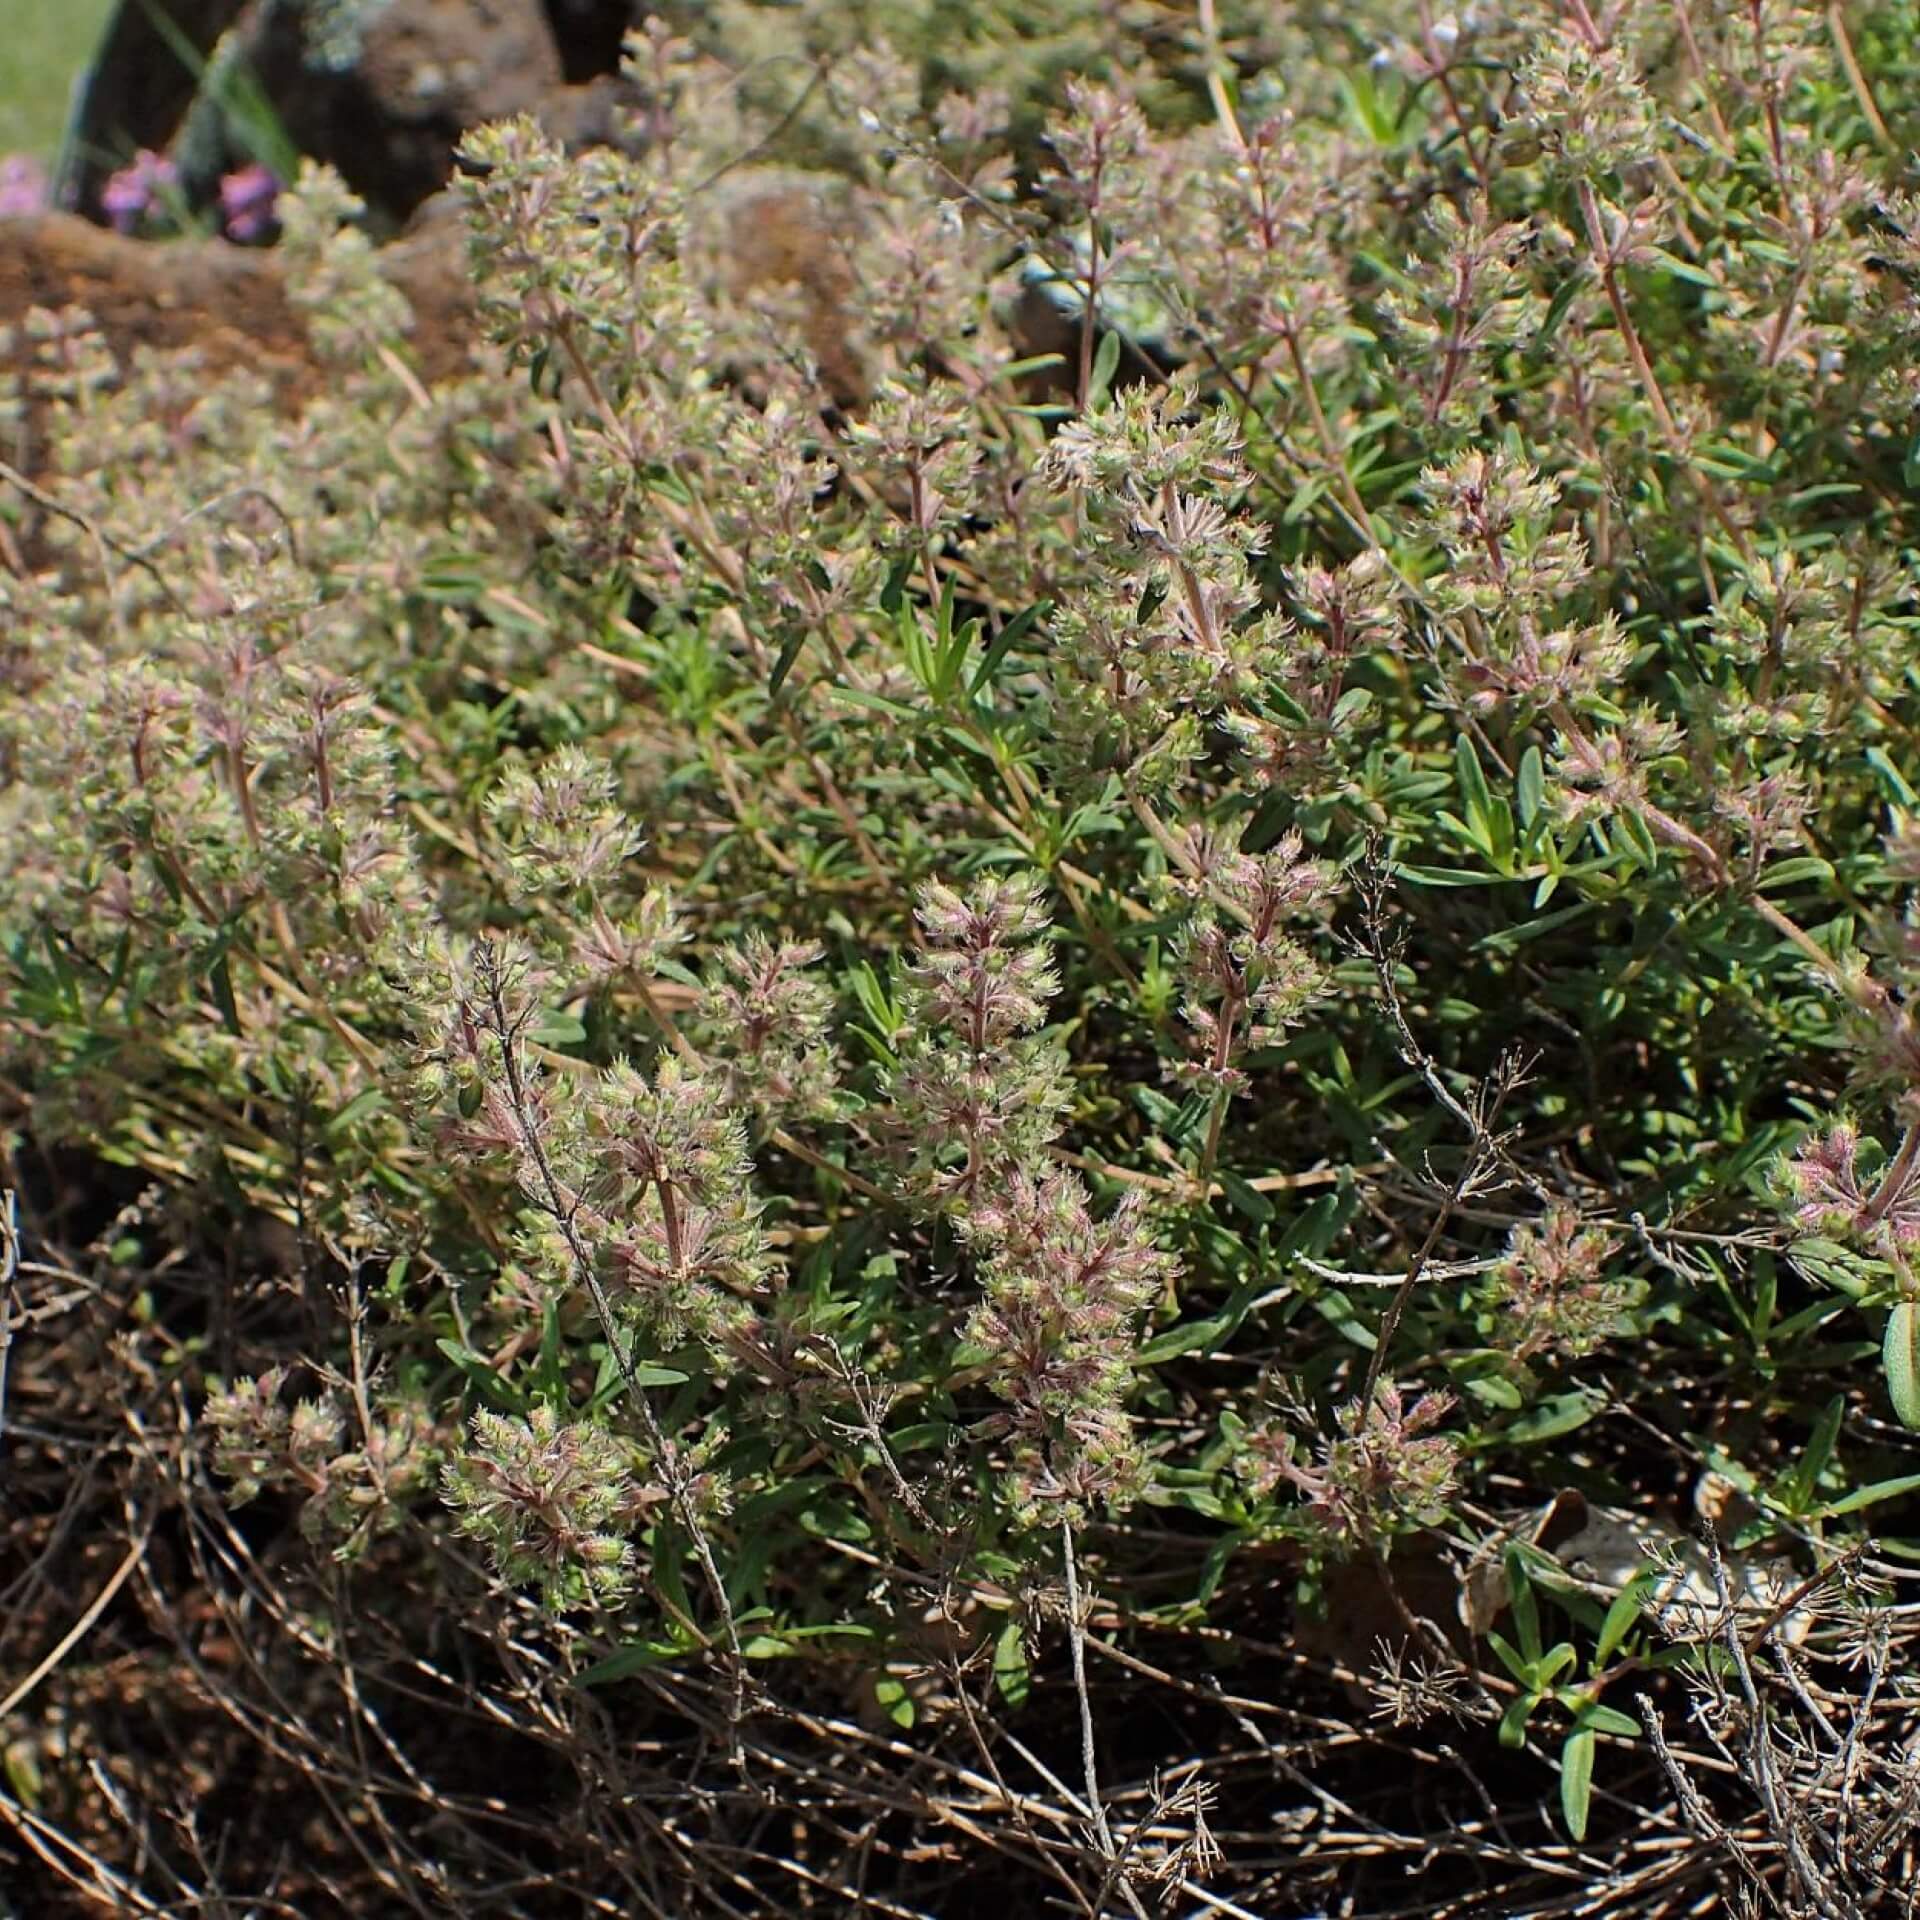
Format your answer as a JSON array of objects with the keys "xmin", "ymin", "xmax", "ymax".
[{"xmin": 0, "ymin": 208, "xmax": 474, "ymax": 476}]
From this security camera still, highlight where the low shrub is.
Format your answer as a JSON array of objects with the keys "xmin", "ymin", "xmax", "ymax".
[{"xmin": 7, "ymin": 3, "xmax": 1920, "ymax": 1912}]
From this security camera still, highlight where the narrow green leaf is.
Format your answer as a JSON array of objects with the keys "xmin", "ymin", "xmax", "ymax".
[
  {"xmin": 1137, "ymin": 1275, "xmax": 1266, "ymax": 1364},
  {"xmin": 534, "ymin": 1297, "xmax": 566, "ymax": 1406},
  {"xmin": 1816, "ymin": 1469, "xmax": 1920, "ymax": 1517},
  {"xmin": 1218, "ymin": 1172, "xmax": 1275, "ymax": 1224},
  {"xmin": 1579, "ymin": 1702, "xmax": 1642, "ymax": 1739},
  {"xmin": 993, "ymin": 1620, "xmax": 1031, "ymax": 1707},
  {"xmin": 324, "ymin": 1088, "xmax": 387, "ymax": 1140},
  {"xmin": 1455, "ymin": 733, "xmax": 1493, "ymax": 838},
  {"xmin": 1485, "ymin": 1630, "xmax": 1533, "ymax": 1686},
  {"xmin": 1497, "ymin": 1689, "xmax": 1536, "ymax": 1749},
  {"xmin": 769, "ymin": 624, "xmax": 810, "ymax": 697},
  {"xmin": 1617, "ymin": 808, "xmax": 1660, "ymax": 869},
  {"xmin": 1780, "ymin": 1395, "xmax": 1843, "ymax": 1513},
  {"xmin": 1647, "ymin": 247, "xmax": 1719, "ymax": 287},
  {"xmin": 205, "ymin": 949, "xmax": 242, "ymax": 1037},
  {"xmin": 1758, "ymin": 856, "xmax": 1836, "ymax": 891},
  {"xmin": 1595, "ymin": 1573, "xmax": 1649, "ymax": 1667},
  {"xmin": 1560, "ymin": 1725, "xmax": 1596, "ymax": 1841},
  {"xmin": 878, "ymin": 555, "xmax": 914, "ymax": 615},
  {"xmin": 1088, "ymin": 329, "xmax": 1122, "ymax": 408},
  {"xmin": 1866, "ymin": 747, "xmax": 1917, "ymax": 808},
  {"xmin": 1885, "ymin": 1302, "xmax": 1920, "ymax": 1429},
  {"xmin": 627, "ymin": 1362, "xmax": 691, "ymax": 1388},
  {"xmin": 1517, "ymin": 745, "xmax": 1545, "ymax": 831},
  {"xmin": 1506, "ymin": 1548, "xmax": 1542, "ymax": 1663},
  {"xmin": 581, "ymin": 1640, "xmax": 683, "ymax": 1685},
  {"xmin": 1503, "ymin": 1388, "xmax": 1604, "ymax": 1446},
  {"xmin": 1463, "ymin": 1371, "xmax": 1524, "ymax": 1411},
  {"xmin": 970, "ymin": 599, "xmax": 1051, "ymax": 694},
  {"xmin": 651, "ymin": 1527, "xmax": 697, "ymax": 1634},
  {"xmin": 826, "ymin": 686, "xmax": 919, "ymax": 722},
  {"xmin": 1532, "ymin": 273, "xmax": 1584, "ymax": 354}
]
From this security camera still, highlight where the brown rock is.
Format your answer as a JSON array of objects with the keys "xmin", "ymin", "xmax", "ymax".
[
  {"xmin": 353, "ymin": 0, "xmax": 563, "ymax": 159},
  {"xmin": 261, "ymin": 0, "xmax": 566, "ymax": 222},
  {"xmin": 0, "ymin": 211, "xmax": 475, "ymax": 475},
  {"xmin": 686, "ymin": 170, "xmax": 870, "ymax": 406},
  {"xmin": 1, "ymin": 212, "xmax": 312, "ymax": 391}
]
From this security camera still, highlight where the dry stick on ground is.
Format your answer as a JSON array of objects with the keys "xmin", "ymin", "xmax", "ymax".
[
  {"xmin": 0, "ymin": 1520, "xmax": 153, "ymax": 1724},
  {"xmin": 1060, "ymin": 1521, "xmax": 1157, "ymax": 1920}
]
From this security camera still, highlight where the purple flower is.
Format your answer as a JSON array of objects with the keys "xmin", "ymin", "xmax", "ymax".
[
  {"xmin": 219, "ymin": 163, "xmax": 281, "ymax": 243},
  {"xmin": 0, "ymin": 154, "xmax": 47, "ymax": 218},
  {"xmin": 101, "ymin": 149, "xmax": 178, "ymax": 233}
]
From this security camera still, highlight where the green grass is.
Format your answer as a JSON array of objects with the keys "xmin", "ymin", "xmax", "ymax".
[{"xmin": 0, "ymin": 0, "xmax": 117, "ymax": 160}]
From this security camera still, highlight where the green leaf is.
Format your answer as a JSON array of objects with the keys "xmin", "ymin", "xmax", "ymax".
[
  {"xmin": 1463, "ymin": 1370, "xmax": 1524, "ymax": 1411},
  {"xmin": 1277, "ymin": 1191, "xmax": 1348, "ymax": 1263},
  {"xmin": 580, "ymin": 1640, "xmax": 685, "ymax": 1684},
  {"xmin": 204, "ymin": 947, "xmax": 242, "ymax": 1037},
  {"xmin": 1617, "ymin": 808, "xmax": 1660, "ymax": 869},
  {"xmin": 1885, "ymin": 1302, "xmax": 1920, "ymax": 1429},
  {"xmin": 989, "ymin": 351, "xmax": 1067, "ymax": 383},
  {"xmin": 533, "ymin": 1296, "xmax": 566, "ymax": 1406},
  {"xmin": 1138, "ymin": 1274, "xmax": 1267, "ymax": 1364},
  {"xmin": 1506, "ymin": 1548, "xmax": 1542, "ymax": 1663},
  {"xmin": 769, "ymin": 624, "xmax": 810, "ymax": 697},
  {"xmin": 1758, "ymin": 856, "xmax": 1835, "ymax": 892},
  {"xmin": 1218, "ymin": 1172, "xmax": 1274, "ymax": 1224},
  {"xmin": 1866, "ymin": 747, "xmax": 1918, "ymax": 808},
  {"xmin": 324, "ymin": 1087, "xmax": 387, "ymax": 1140},
  {"xmin": 1538, "ymin": 1642, "xmax": 1577, "ymax": 1688},
  {"xmin": 651, "ymin": 1526, "xmax": 697, "ymax": 1632},
  {"xmin": 1485, "ymin": 1630, "xmax": 1534, "ymax": 1686},
  {"xmin": 1087, "ymin": 329, "xmax": 1123, "ymax": 409},
  {"xmin": 1503, "ymin": 1389, "xmax": 1604, "ymax": 1446},
  {"xmin": 1497, "ymin": 1689, "xmax": 1537, "ymax": 1749},
  {"xmin": 970, "ymin": 600, "xmax": 1052, "ymax": 695},
  {"xmin": 878, "ymin": 555, "xmax": 914, "ymax": 615},
  {"xmin": 1595, "ymin": 1572, "xmax": 1650, "ymax": 1667},
  {"xmin": 1532, "ymin": 273, "xmax": 1584, "ymax": 355},
  {"xmin": 826, "ymin": 687, "xmax": 919, "ymax": 722},
  {"xmin": 1517, "ymin": 745, "xmax": 1545, "ymax": 831},
  {"xmin": 1390, "ymin": 863, "xmax": 1502, "ymax": 888},
  {"xmin": 626, "ymin": 1362, "xmax": 691, "ymax": 1388},
  {"xmin": 1579, "ymin": 1702, "xmax": 1642, "ymax": 1739},
  {"xmin": 137, "ymin": 0, "xmax": 303, "ymax": 182},
  {"xmin": 1477, "ymin": 900, "xmax": 1599, "ymax": 954},
  {"xmin": 846, "ymin": 960, "xmax": 900, "ymax": 1040},
  {"xmin": 1455, "ymin": 733, "xmax": 1493, "ymax": 839},
  {"xmin": 741, "ymin": 1623, "xmax": 875, "ymax": 1659},
  {"xmin": 873, "ymin": 1675, "xmax": 917, "ymax": 1729},
  {"xmin": 1647, "ymin": 247, "xmax": 1719, "ymax": 288},
  {"xmin": 1816, "ymin": 1470, "xmax": 1920, "ymax": 1517},
  {"xmin": 1560, "ymin": 1725, "xmax": 1596, "ymax": 1842},
  {"xmin": 993, "ymin": 1620, "xmax": 1031, "ymax": 1708},
  {"xmin": 1778, "ymin": 1395, "xmax": 1843, "ymax": 1514}
]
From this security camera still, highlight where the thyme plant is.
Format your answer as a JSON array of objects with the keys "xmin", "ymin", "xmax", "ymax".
[{"xmin": 10, "ymin": 2, "xmax": 1920, "ymax": 1910}]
